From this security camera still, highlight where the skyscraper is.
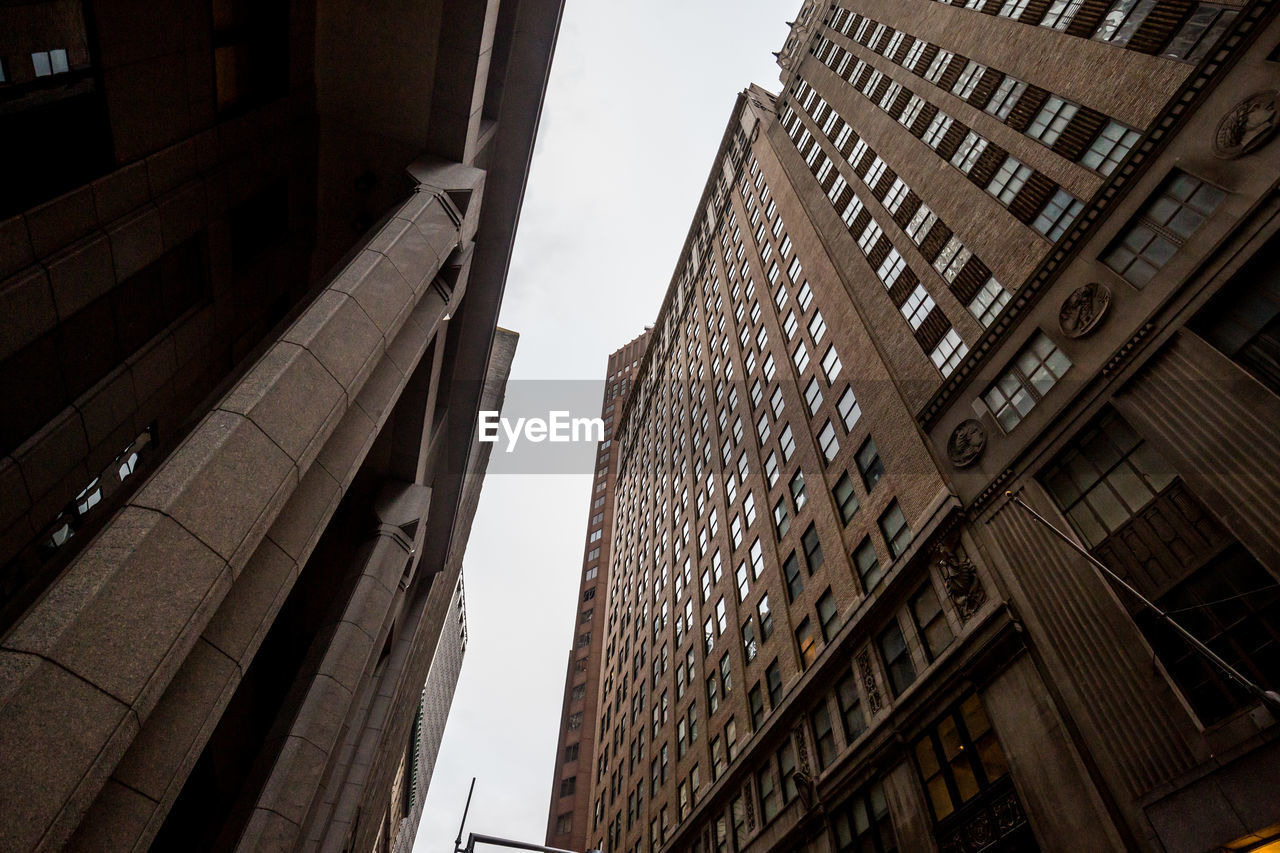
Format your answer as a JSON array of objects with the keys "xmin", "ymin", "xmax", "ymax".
[
  {"xmin": 546, "ymin": 329, "xmax": 652, "ymax": 851},
  {"xmin": 0, "ymin": 1, "xmax": 561, "ymax": 850},
  {"xmin": 573, "ymin": 2, "xmax": 1280, "ymax": 851}
]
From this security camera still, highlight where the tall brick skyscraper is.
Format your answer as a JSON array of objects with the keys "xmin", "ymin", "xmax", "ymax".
[
  {"xmin": 546, "ymin": 329, "xmax": 652, "ymax": 850},
  {"xmin": 0, "ymin": 1, "xmax": 561, "ymax": 850},
  {"xmin": 571, "ymin": 2, "xmax": 1280, "ymax": 852}
]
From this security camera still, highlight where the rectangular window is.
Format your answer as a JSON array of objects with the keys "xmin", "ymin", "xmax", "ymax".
[
  {"xmin": 811, "ymin": 701, "xmax": 838, "ymax": 768},
  {"xmin": 1164, "ymin": 3, "xmax": 1236, "ymax": 62},
  {"xmin": 758, "ymin": 764, "xmax": 780, "ymax": 823},
  {"xmin": 911, "ymin": 583, "xmax": 954, "ymax": 661},
  {"xmin": 914, "ymin": 695, "xmax": 1011, "ymax": 822},
  {"xmin": 836, "ymin": 671, "xmax": 867, "ymax": 742},
  {"xmin": 900, "ymin": 94, "xmax": 927, "ymax": 128},
  {"xmin": 857, "ymin": 438, "xmax": 885, "ymax": 491},
  {"xmin": 922, "ymin": 113, "xmax": 954, "ymax": 149},
  {"xmin": 790, "ymin": 470, "xmax": 807, "ymax": 510},
  {"xmin": 784, "ymin": 552, "xmax": 805, "ymax": 601},
  {"xmin": 986, "ymin": 75, "xmax": 1027, "ymax": 120},
  {"xmin": 924, "ymin": 49, "xmax": 954, "ymax": 84},
  {"xmin": 830, "ymin": 780, "xmax": 896, "ymax": 853},
  {"xmin": 822, "ymin": 346, "xmax": 843, "ymax": 382},
  {"xmin": 817, "ymin": 588, "xmax": 839, "ymax": 641},
  {"xmin": 952, "ymin": 60, "xmax": 986, "ymax": 99},
  {"xmin": 838, "ymin": 388, "xmax": 862, "ymax": 430},
  {"xmin": 1033, "ymin": 188, "xmax": 1084, "ymax": 241},
  {"xmin": 1103, "ymin": 171, "xmax": 1226, "ymax": 287},
  {"xmin": 833, "ymin": 473, "xmax": 860, "ymax": 524},
  {"xmin": 818, "ymin": 421, "xmax": 840, "ymax": 462},
  {"xmin": 969, "ymin": 277, "xmax": 1011, "ymax": 327},
  {"xmin": 773, "ymin": 497, "xmax": 791, "ymax": 538},
  {"xmin": 879, "ymin": 500, "xmax": 913, "ymax": 559},
  {"xmin": 758, "ymin": 595, "xmax": 774, "ymax": 640},
  {"xmin": 931, "ymin": 329, "xmax": 969, "ymax": 377},
  {"xmin": 1000, "ymin": 0, "xmax": 1032, "ymax": 18},
  {"xmin": 802, "ymin": 522, "xmax": 825, "ymax": 572},
  {"xmin": 1041, "ymin": 0, "xmax": 1085, "ymax": 30},
  {"xmin": 749, "ymin": 684, "xmax": 765, "ymax": 729},
  {"xmin": 902, "ymin": 283, "xmax": 936, "ymax": 330},
  {"xmin": 1027, "ymin": 96, "xmax": 1079, "ymax": 145},
  {"xmin": 878, "ymin": 619, "xmax": 917, "ymax": 696},
  {"xmin": 796, "ymin": 617, "xmax": 818, "ymax": 668},
  {"xmin": 984, "ymin": 332, "xmax": 1072, "ymax": 431},
  {"xmin": 805, "ymin": 377, "xmax": 823, "ymax": 413},
  {"xmin": 1039, "ymin": 409, "xmax": 1175, "ymax": 548},
  {"xmin": 987, "ymin": 156, "xmax": 1032, "ymax": 204},
  {"xmin": 854, "ymin": 537, "xmax": 882, "ymax": 592},
  {"xmin": 1080, "ymin": 120, "xmax": 1140, "ymax": 176}
]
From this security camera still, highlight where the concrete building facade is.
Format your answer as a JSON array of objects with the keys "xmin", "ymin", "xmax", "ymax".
[
  {"xmin": 573, "ymin": 2, "xmax": 1280, "ymax": 852},
  {"xmin": 0, "ymin": 0, "xmax": 561, "ymax": 850},
  {"xmin": 545, "ymin": 329, "xmax": 652, "ymax": 851}
]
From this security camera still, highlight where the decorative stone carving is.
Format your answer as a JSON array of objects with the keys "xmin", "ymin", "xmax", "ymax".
[
  {"xmin": 948, "ymin": 419, "xmax": 987, "ymax": 468},
  {"xmin": 1059, "ymin": 282, "xmax": 1112, "ymax": 339},
  {"xmin": 793, "ymin": 725, "xmax": 811, "ymax": 774},
  {"xmin": 856, "ymin": 648, "xmax": 882, "ymax": 714},
  {"xmin": 744, "ymin": 781, "xmax": 756, "ymax": 828},
  {"xmin": 934, "ymin": 544, "xmax": 987, "ymax": 622},
  {"xmin": 777, "ymin": 0, "xmax": 821, "ymax": 70},
  {"xmin": 1214, "ymin": 90, "xmax": 1278, "ymax": 159}
]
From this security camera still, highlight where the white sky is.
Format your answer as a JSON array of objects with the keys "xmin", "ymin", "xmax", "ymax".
[{"xmin": 415, "ymin": 2, "xmax": 797, "ymax": 848}]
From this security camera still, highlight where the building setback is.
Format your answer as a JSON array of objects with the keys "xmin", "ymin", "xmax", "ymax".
[
  {"xmin": 0, "ymin": 0, "xmax": 561, "ymax": 850},
  {"xmin": 546, "ymin": 329, "xmax": 652, "ymax": 851},
  {"xmin": 577, "ymin": 2, "xmax": 1280, "ymax": 852}
]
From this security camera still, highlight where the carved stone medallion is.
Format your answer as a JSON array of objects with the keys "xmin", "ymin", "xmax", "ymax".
[
  {"xmin": 1214, "ymin": 90, "xmax": 1278, "ymax": 159},
  {"xmin": 948, "ymin": 419, "xmax": 987, "ymax": 468},
  {"xmin": 934, "ymin": 544, "xmax": 987, "ymax": 622},
  {"xmin": 1059, "ymin": 281, "xmax": 1112, "ymax": 339}
]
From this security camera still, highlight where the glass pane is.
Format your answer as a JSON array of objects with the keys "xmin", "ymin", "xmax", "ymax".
[
  {"xmin": 1085, "ymin": 485, "xmax": 1131, "ymax": 532},
  {"xmin": 975, "ymin": 731, "xmax": 1011, "ymax": 782},
  {"xmin": 915, "ymin": 737, "xmax": 940, "ymax": 776},
  {"xmin": 1106, "ymin": 464, "xmax": 1155, "ymax": 512},
  {"xmin": 928, "ymin": 775, "xmax": 955, "ymax": 820}
]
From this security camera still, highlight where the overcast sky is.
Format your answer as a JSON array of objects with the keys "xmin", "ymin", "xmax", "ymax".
[{"xmin": 415, "ymin": 2, "xmax": 797, "ymax": 848}]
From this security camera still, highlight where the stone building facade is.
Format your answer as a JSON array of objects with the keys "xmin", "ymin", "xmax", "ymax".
[
  {"xmin": 575, "ymin": 2, "xmax": 1280, "ymax": 852},
  {"xmin": 545, "ymin": 329, "xmax": 653, "ymax": 851},
  {"xmin": 0, "ymin": 0, "xmax": 561, "ymax": 850}
]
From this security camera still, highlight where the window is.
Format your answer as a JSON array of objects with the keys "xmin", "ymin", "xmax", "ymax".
[
  {"xmin": 764, "ymin": 451, "xmax": 779, "ymax": 487},
  {"xmin": 758, "ymin": 764, "xmax": 780, "ymax": 823},
  {"xmin": 802, "ymin": 523, "xmax": 825, "ymax": 572},
  {"xmin": 773, "ymin": 497, "xmax": 791, "ymax": 538},
  {"xmin": 1103, "ymin": 171, "xmax": 1226, "ymax": 287},
  {"xmin": 1141, "ymin": 547, "xmax": 1280, "ymax": 724},
  {"xmin": 931, "ymin": 329, "xmax": 969, "ymax": 378},
  {"xmin": 744, "ymin": 619, "xmax": 759, "ymax": 662},
  {"xmin": 790, "ymin": 470, "xmax": 807, "ymax": 510},
  {"xmin": 952, "ymin": 131, "xmax": 988, "ymax": 175},
  {"xmin": 853, "ymin": 441, "xmax": 884, "ymax": 495},
  {"xmin": 1041, "ymin": 0, "xmax": 1085, "ymax": 30},
  {"xmin": 838, "ymin": 388, "xmax": 862, "ymax": 430},
  {"xmin": 555, "ymin": 813, "xmax": 573, "ymax": 835},
  {"xmin": 804, "ymin": 377, "xmax": 823, "ymax": 413},
  {"xmin": 564, "ymin": 743, "xmax": 579, "ymax": 763},
  {"xmin": 811, "ymin": 702, "xmax": 838, "ymax": 768},
  {"xmin": 833, "ymin": 474, "xmax": 859, "ymax": 524},
  {"xmin": 707, "ymin": 674, "xmax": 720, "ymax": 714},
  {"xmin": 952, "ymin": 61, "xmax": 986, "ymax": 99},
  {"xmin": 904, "ymin": 38, "xmax": 928, "ymax": 71},
  {"xmin": 984, "ymin": 332, "xmax": 1072, "ymax": 430},
  {"xmin": 879, "ymin": 501, "xmax": 913, "ymax": 558},
  {"xmin": 818, "ymin": 421, "xmax": 839, "ymax": 462},
  {"xmin": 836, "ymin": 672, "xmax": 867, "ymax": 742},
  {"xmin": 1164, "ymin": 4, "xmax": 1237, "ymax": 62},
  {"xmin": 854, "ymin": 537, "xmax": 882, "ymax": 592},
  {"xmin": 1080, "ymin": 120, "xmax": 1140, "ymax": 176},
  {"xmin": 914, "ymin": 696, "xmax": 1011, "ymax": 822},
  {"xmin": 900, "ymin": 94, "xmax": 927, "ymax": 129},
  {"xmin": 559, "ymin": 776, "xmax": 576, "ymax": 797},
  {"xmin": 783, "ymin": 311, "xmax": 799, "ymax": 340},
  {"xmin": 1027, "ymin": 96, "xmax": 1079, "ymax": 145},
  {"xmin": 783, "ymin": 552, "xmax": 805, "ymax": 601},
  {"xmin": 1033, "ymin": 189, "xmax": 1083, "ymax": 241},
  {"xmin": 924, "ymin": 49, "xmax": 954, "ymax": 84},
  {"xmin": 831, "ymin": 780, "xmax": 896, "ymax": 853},
  {"xmin": 986, "ymin": 75, "xmax": 1027, "ymax": 120},
  {"xmin": 922, "ymin": 113, "xmax": 954, "ymax": 149},
  {"xmin": 906, "ymin": 204, "xmax": 937, "ymax": 244},
  {"xmin": 901, "ymin": 284, "xmax": 935, "ymax": 330},
  {"xmin": 793, "ymin": 341, "xmax": 811, "ymax": 374},
  {"xmin": 987, "ymin": 156, "xmax": 1031, "ymax": 204},
  {"xmin": 808, "ymin": 311, "xmax": 828, "ymax": 344},
  {"xmin": 758, "ymin": 595, "xmax": 774, "ymax": 640},
  {"xmin": 1095, "ymin": 0, "xmax": 1158, "ymax": 42},
  {"xmin": 817, "ymin": 589, "xmax": 839, "ymax": 641},
  {"xmin": 780, "ymin": 424, "xmax": 796, "ymax": 460},
  {"xmin": 878, "ymin": 620, "xmax": 917, "ymax": 696},
  {"xmin": 796, "ymin": 618, "xmax": 818, "ymax": 667},
  {"xmin": 1040, "ymin": 409, "xmax": 1175, "ymax": 548},
  {"xmin": 884, "ymin": 178, "xmax": 910, "ymax": 214},
  {"xmin": 766, "ymin": 658, "xmax": 783, "ymax": 706},
  {"xmin": 778, "ymin": 741, "xmax": 799, "ymax": 804},
  {"xmin": 1000, "ymin": 0, "xmax": 1032, "ymax": 19},
  {"xmin": 749, "ymin": 684, "xmax": 765, "ymax": 728},
  {"xmin": 911, "ymin": 583, "xmax": 954, "ymax": 661},
  {"xmin": 877, "ymin": 250, "xmax": 907, "ymax": 290},
  {"xmin": 822, "ymin": 346, "xmax": 843, "ymax": 382}
]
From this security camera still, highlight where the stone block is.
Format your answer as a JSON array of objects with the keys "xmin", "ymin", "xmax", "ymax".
[
  {"xmin": 64, "ymin": 778, "xmax": 157, "ymax": 853},
  {"xmin": 0, "ymin": 215, "xmax": 35, "ymax": 280},
  {"xmin": 14, "ymin": 406, "xmax": 89, "ymax": 503},
  {"xmin": 316, "ymin": 620, "xmax": 377, "ymax": 707},
  {"xmin": 202, "ymin": 538, "xmax": 297, "ymax": 666},
  {"xmin": 91, "ymin": 161, "xmax": 151, "ymax": 225},
  {"xmin": 78, "ymin": 368, "xmax": 138, "ymax": 449},
  {"xmin": 111, "ymin": 638, "xmax": 237, "ymax": 802},
  {"xmin": 108, "ymin": 206, "xmax": 165, "ymax": 282},
  {"xmin": 0, "ymin": 651, "xmax": 133, "ymax": 853},
  {"xmin": 146, "ymin": 139, "xmax": 198, "ymax": 197},
  {"xmin": 26, "ymin": 186, "xmax": 98, "ymax": 259},
  {"xmin": 218, "ymin": 342, "xmax": 347, "ymax": 470},
  {"xmin": 264, "ymin": 462, "xmax": 341, "ymax": 565},
  {"xmin": 332, "ymin": 250, "xmax": 416, "ymax": 340},
  {"xmin": 133, "ymin": 410, "xmax": 296, "ymax": 566},
  {"xmin": 156, "ymin": 182, "xmax": 208, "ymax": 251},
  {"xmin": 383, "ymin": 216, "xmax": 448, "ymax": 296},
  {"xmin": 46, "ymin": 233, "xmax": 116, "ymax": 321},
  {"xmin": 237, "ymin": 806, "xmax": 300, "ymax": 851},
  {"xmin": 314, "ymin": 405, "xmax": 377, "ymax": 489},
  {"xmin": 4, "ymin": 507, "xmax": 229, "ymax": 712},
  {"xmin": 0, "ymin": 266, "xmax": 57, "ymax": 362},
  {"xmin": 353, "ymin": 357, "xmax": 405, "ymax": 427},
  {"xmin": 255, "ymin": 730, "xmax": 335, "ymax": 827},
  {"xmin": 282, "ymin": 292, "xmax": 385, "ymax": 398}
]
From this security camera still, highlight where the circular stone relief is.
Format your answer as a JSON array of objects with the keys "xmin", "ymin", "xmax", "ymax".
[
  {"xmin": 1214, "ymin": 90, "xmax": 1278, "ymax": 159},
  {"xmin": 948, "ymin": 419, "xmax": 987, "ymax": 468},
  {"xmin": 1059, "ymin": 282, "xmax": 1112, "ymax": 339}
]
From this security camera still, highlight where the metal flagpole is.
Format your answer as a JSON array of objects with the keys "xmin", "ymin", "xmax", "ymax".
[{"xmin": 1004, "ymin": 491, "xmax": 1280, "ymax": 716}]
